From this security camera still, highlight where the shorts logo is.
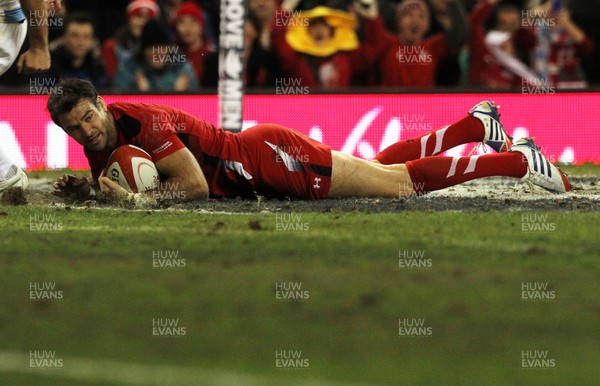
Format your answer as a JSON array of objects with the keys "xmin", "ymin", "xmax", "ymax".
[{"xmin": 313, "ymin": 177, "xmax": 321, "ymax": 190}]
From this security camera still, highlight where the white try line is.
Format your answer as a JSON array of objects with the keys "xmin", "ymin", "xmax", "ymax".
[{"xmin": 0, "ymin": 351, "xmax": 372, "ymax": 386}]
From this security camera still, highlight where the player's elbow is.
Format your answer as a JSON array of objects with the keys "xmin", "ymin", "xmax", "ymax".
[
  {"xmin": 187, "ymin": 188, "xmax": 209, "ymax": 201},
  {"xmin": 185, "ymin": 182, "xmax": 209, "ymax": 201}
]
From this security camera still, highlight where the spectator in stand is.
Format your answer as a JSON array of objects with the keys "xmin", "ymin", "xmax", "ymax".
[
  {"xmin": 526, "ymin": 0, "xmax": 594, "ymax": 89},
  {"xmin": 428, "ymin": 0, "xmax": 463, "ymax": 85},
  {"xmin": 245, "ymin": 12, "xmax": 285, "ymax": 87},
  {"xmin": 483, "ymin": 29, "xmax": 540, "ymax": 88},
  {"xmin": 113, "ymin": 19, "xmax": 199, "ymax": 92},
  {"xmin": 160, "ymin": 0, "xmax": 184, "ymax": 25},
  {"xmin": 173, "ymin": 1, "xmax": 214, "ymax": 83},
  {"xmin": 203, "ymin": 11, "xmax": 284, "ymax": 88},
  {"xmin": 248, "ymin": 0, "xmax": 277, "ymax": 52},
  {"xmin": 271, "ymin": 0, "xmax": 388, "ymax": 89},
  {"xmin": 102, "ymin": 0, "xmax": 161, "ymax": 85},
  {"xmin": 377, "ymin": 0, "xmax": 467, "ymax": 88},
  {"xmin": 468, "ymin": 0, "xmax": 538, "ymax": 89},
  {"xmin": 47, "ymin": 12, "xmax": 108, "ymax": 88},
  {"xmin": 244, "ymin": 0, "xmax": 286, "ymax": 87}
]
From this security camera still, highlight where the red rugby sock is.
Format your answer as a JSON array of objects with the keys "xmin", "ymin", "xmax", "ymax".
[
  {"xmin": 375, "ymin": 116, "xmax": 484, "ymax": 164},
  {"xmin": 405, "ymin": 152, "xmax": 527, "ymax": 194}
]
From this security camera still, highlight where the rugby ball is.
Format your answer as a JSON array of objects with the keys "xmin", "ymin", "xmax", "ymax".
[{"xmin": 106, "ymin": 145, "xmax": 159, "ymax": 193}]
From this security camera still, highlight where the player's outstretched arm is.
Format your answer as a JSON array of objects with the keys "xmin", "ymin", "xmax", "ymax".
[
  {"xmin": 98, "ymin": 148, "xmax": 209, "ymax": 202},
  {"xmin": 98, "ymin": 149, "xmax": 209, "ymax": 205},
  {"xmin": 153, "ymin": 148, "xmax": 209, "ymax": 201}
]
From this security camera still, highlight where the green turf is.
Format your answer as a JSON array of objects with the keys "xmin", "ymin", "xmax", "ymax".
[
  {"xmin": 0, "ymin": 206, "xmax": 598, "ymax": 385},
  {"xmin": 557, "ymin": 162, "xmax": 600, "ymax": 176}
]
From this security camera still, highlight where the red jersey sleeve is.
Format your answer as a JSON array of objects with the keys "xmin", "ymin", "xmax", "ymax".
[
  {"xmin": 108, "ymin": 102, "xmax": 187, "ymax": 163},
  {"xmin": 148, "ymin": 133, "xmax": 187, "ymax": 162}
]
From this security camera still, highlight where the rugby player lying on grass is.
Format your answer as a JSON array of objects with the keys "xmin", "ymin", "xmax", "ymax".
[{"xmin": 49, "ymin": 79, "xmax": 571, "ymax": 203}]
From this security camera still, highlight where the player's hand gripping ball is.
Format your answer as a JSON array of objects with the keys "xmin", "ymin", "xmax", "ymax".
[{"xmin": 105, "ymin": 145, "xmax": 160, "ymax": 193}]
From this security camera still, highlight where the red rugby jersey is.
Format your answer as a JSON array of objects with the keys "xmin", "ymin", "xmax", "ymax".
[{"xmin": 85, "ymin": 102, "xmax": 252, "ymax": 197}]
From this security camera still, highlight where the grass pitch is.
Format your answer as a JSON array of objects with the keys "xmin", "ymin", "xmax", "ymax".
[
  {"xmin": 1, "ymin": 201, "xmax": 599, "ymax": 385},
  {"xmin": 1, "ymin": 164, "xmax": 599, "ymax": 385}
]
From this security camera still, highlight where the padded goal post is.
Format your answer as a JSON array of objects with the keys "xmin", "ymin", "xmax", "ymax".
[{"xmin": 218, "ymin": 0, "xmax": 246, "ymax": 132}]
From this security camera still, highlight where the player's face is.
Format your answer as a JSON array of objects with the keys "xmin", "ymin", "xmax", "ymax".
[{"xmin": 58, "ymin": 98, "xmax": 116, "ymax": 152}]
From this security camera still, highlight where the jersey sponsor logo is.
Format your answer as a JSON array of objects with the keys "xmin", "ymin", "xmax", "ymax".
[{"xmin": 152, "ymin": 141, "xmax": 173, "ymax": 155}]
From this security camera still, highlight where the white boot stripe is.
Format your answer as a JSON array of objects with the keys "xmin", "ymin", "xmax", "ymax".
[{"xmin": 513, "ymin": 139, "xmax": 568, "ymax": 193}]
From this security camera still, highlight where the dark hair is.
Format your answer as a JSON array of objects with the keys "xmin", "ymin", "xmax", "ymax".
[
  {"xmin": 140, "ymin": 19, "xmax": 171, "ymax": 51},
  {"xmin": 65, "ymin": 11, "xmax": 95, "ymax": 29},
  {"xmin": 47, "ymin": 78, "xmax": 99, "ymax": 127},
  {"xmin": 486, "ymin": 3, "xmax": 520, "ymax": 31},
  {"xmin": 136, "ymin": 19, "xmax": 172, "ymax": 63}
]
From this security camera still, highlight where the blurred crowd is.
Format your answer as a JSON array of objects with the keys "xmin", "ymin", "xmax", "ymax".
[{"xmin": 1, "ymin": 0, "xmax": 598, "ymax": 92}]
